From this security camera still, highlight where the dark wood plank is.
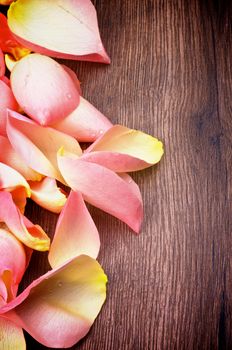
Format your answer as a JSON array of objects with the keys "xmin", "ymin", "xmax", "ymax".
[{"xmin": 2, "ymin": 0, "xmax": 231, "ymax": 349}]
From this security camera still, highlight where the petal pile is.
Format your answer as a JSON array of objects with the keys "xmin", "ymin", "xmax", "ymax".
[{"xmin": 0, "ymin": 1, "xmax": 164, "ymax": 348}]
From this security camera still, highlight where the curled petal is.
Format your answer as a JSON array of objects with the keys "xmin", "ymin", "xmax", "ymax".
[
  {"xmin": 5, "ymin": 53, "xmax": 17, "ymax": 72},
  {"xmin": 0, "ymin": 79, "xmax": 18, "ymax": 136},
  {"xmin": 10, "ymin": 54, "xmax": 80, "ymax": 125},
  {"xmin": 29, "ymin": 177, "xmax": 67, "ymax": 214},
  {"xmin": 0, "ymin": 135, "xmax": 41, "ymax": 181},
  {"xmin": 0, "ymin": 48, "xmax": 5, "ymax": 77},
  {"xmin": 58, "ymin": 151, "xmax": 143, "ymax": 233},
  {"xmin": 8, "ymin": 0, "xmax": 110, "ymax": 64},
  {"xmin": 53, "ymin": 97, "xmax": 112, "ymax": 142},
  {"xmin": 7, "ymin": 110, "xmax": 82, "ymax": 182},
  {"xmin": 83, "ymin": 125, "xmax": 164, "ymax": 172},
  {"xmin": 0, "ymin": 191, "xmax": 50, "ymax": 251},
  {"xmin": 0, "ymin": 318, "xmax": 26, "ymax": 350},
  {"xmin": 0, "ymin": 228, "xmax": 26, "ymax": 301},
  {"xmin": 49, "ymin": 191, "xmax": 100, "ymax": 268},
  {"xmin": 0, "ymin": 162, "xmax": 30, "ymax": 195},
  {"xmin": 0, "ymin": 13, "xmax": 30, "ymax": 60},
  {"xmin": 2, "ymin": 255, "xmax": 107, "ymax": 348}
]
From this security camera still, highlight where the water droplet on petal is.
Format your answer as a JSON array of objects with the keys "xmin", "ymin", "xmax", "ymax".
[
  {"xmin": 66, "ymin": 93, "xmax": 72, "ymax": 99},
  {"xmin": 99, "ymin": 129, "xmax": 104, "ymax": 135},
  {"xmin": 57, "ymin": 281, "xmax": 63, "ymax": 287}
]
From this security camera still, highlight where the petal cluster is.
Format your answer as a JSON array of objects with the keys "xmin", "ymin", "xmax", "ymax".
[{"xmin": 0, "ymin": 0, "xmax": 164, "ymax": 348}]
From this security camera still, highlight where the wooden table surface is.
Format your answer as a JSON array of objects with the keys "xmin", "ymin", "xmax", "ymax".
[{"xmin": 4, "ymin": 0, "xmax": 231, "ymax": 349}]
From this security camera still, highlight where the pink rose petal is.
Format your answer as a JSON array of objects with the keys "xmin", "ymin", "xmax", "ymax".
[
  {"xmin": 8, "ymin": 0, "xmax": 110, "ymax": 63},
  {"xmin": 58, "ymin": 151, "xmax": 143, "ymax": 233},
  {"xmin": 0, "ymin": 48, "xmax": 5, "ymax": 77},
  {"xmin": 1, "ymin": 255, "xmax": 107, "ymax": 348},
  {"xmin": 10, "ymin": 54, "xmax": 80, "ymax": 125},
  {"xmin": 82, "ymin": 125, "xmax": 164, "ymax": 172},
  {"xmin": 0, "ymin": 135, "xmax": 41, "ymax": 181},
  {"xmin": 7, "ymin": 110, "xmax": 82, "ymax": 182},
  {"xmin": 49, "ymin": 191, "xmax": 100, "ymax": 268},
  {"xmin": 53, "ymin": 97, "xmax": 112, "ymax": 142},
  {"xmin": 29, "ymin": 177, "xmax": 67, "ymax": 214},
  {"xmin": 0, "ymin": 228, "xmax": 26, "ymax": 301},
  {"xmin": 0, "ymin": 191, "xmax": 50, "ymax": 251}
]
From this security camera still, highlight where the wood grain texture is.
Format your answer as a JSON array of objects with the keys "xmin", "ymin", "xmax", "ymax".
[{"xmin": 2, "ymin": 0, "xmax": 231, "ymax": 349}]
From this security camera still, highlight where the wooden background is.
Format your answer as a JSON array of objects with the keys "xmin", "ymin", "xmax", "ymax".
[{"xmin": 2, "ymin": 0, "xmax": 232, "ymax": 349}]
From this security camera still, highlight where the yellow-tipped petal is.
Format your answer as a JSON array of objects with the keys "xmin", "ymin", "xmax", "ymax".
[
  {"xmin": 5, "ymin": 54, "xmax": 17, "ymax": 72},
  {"xmin": 83, "ymin": 125, "xmax": 164, "ymax": 172},
  {"xmin": 0, "ymin": 318, "xmax": 25, "ymax": 350}
]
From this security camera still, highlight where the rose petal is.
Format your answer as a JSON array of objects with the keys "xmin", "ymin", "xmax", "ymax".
[
  {"xmin": 0, "ymin": 48, "xmax": 5, "ymax": 77},
  {"xmin": 7, "ymin": 110, "xmax": 82, "ymax": 182},
  {"xmin": 0, "ymin": 228, "xmax": 26, "ymax": 301},
  {"xmin": 53, "ymin": 97, "xmax": 113, "ymax": 142},
  {"xmin": 5, "ymin": 53, "xmax": 17, "ymax": 72},
  {"xmin": 8, "ymin": 0, "xmax": 110, "ymax": 64},
  {"xmin": 0, "ymin": 0, "xmax": 14, "ymax": 5},
  {"xmin": 0, "ymin": 79, "xmax": 18, "ymax": 136},
  {"xmin": 58, "ymin": 151, "xmax": 143, "ymax": 233},
  {"xmin": 49, "ymin": 191, "xmax": 100, "ymax": 268},
  {"xmin": 0, "ymin": 135, "xmax": 41, "ymax": 181},
  {"xmin": 29, "ymin": 177, "xmax": 67, "ymax": 214},
  {"xmin": 62, "ymin": 65, "xmax": 82, "ymax": 95},
  {"xmin": 10, "ymin": 54, "xmax": 80, "ymax": 125},
  {"xmin": 0, "ymin": 13, "xmax": 30, "ymax": 60},
  {"xmin": 0, "ymin": 318, "xmax": 25, "ymax": 349},
  {"xmin": 82, "ymin": 125, "xmax": 164, "ymax": 172},
  {"xmin": 0, "ymin": 191, "xmax": 50, "ymax": 251},
  {"xmin": 0, "ymin": 162, "xmax": 30, "ymax": 195},
  {"xmin": 2, "ymin": 255, "xmax": 107, "ymax": 348},
  {"xmin": 0, "ymin": 162, "xmax": 30, "ymax": 212}
]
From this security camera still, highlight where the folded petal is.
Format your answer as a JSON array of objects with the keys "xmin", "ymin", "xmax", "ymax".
[
  {"xmin": 2, "ymin": 255, "xmax": 107, "ymax": 348},
  {"xmin": 29, "ymin": 177, "xmax": 67, "ymax": 214},
  {"xmin": 0, "ymin": 191, "xmax": 50, "ymax": 251},
  {"xmin": 8, "ymin": 0, "xmax": 110, "ymax": 64},
  {"xmin": 7, "ymin": 110, "xmax": 82, "ymax": 182},
  {"xmin": 0, "ymin": 135, "xmax": 41, "ymax": 181},
  {"xmin": 83, "ymin": 125, "xmax": 164, "ymax": 172},
  {"xmin": 0, "ymin": 228, "xmax": 26, "ymax": 301},
  {"xmin": 0, "ymin": 162, "xmax": 30, "ymax": 195},
  {"xmin": 58, "ymin": 151, "xmax": 143, "ymax": 233},
  {"xmin": 49, "ymin": 191, "xmax": 100, "ymax": 268},
  {"xmin": 0, "ymin": 13, "xmax": 30, "ymax": 60},
  {"xmin": 0, "ymin": 162, "xmax": 30, "ymax": 212},
  {"xmin": 0, "ymin": 318, "xmax": 26, "ymax": 350},
  {"xmin": 5, "ymin": 53, "xmax": 17, "ymax": 72},
  {"xmin": 53, "ymin": 97, "xmax": 113, "ymax": 142},
  {"xmin": 0, "ymin": 48, "xmax": 5, "ymax": 77},
  {"xmin": 0, "ymin": 79, "xmax": 19, "ymax": 136},
  {"xmin": 10, "ymin": 54, "xmax": 80, "ymax": 125}
]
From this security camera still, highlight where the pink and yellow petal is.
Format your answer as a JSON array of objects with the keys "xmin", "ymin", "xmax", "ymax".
[
  {"xmin": 83, "ymin": 125, "xmax": 164, "ymax": 172},
  {"xmin": 10, "ymin": 54, "xmax": 80, "ymax": 125},
  {"xmin": 53, "ymin": 97, "xmax": 112, "ymax": 142},
  {"xmin": 0, "ymin": 135, "xmax": 42, "ymax": 181},
  {"xmin": 0, "ymin": 228, "xmax": 26, "ymax": 301},
  {"xmin": 2, "ymin": 255, "xmax": 107, "ymax": 348},
  {"xmin": 0, "ymin": 318, "xmax": 26, "ymax": 350},
  {"xmin": 0, "ymin": 162, "xmax": 30, "ymax": 195},
  {"xmin": 49, "ymin": 191, "xmax": 100, "ymax": 268},
  {"xmin": 0, "ymin": 191, "xmax": 50, "ymax": 251},
  {"xmin": 7, "ymin": 110, "xmax": 82, "ymax": 182},
  {"xmin": 29, "ymin": 177, "xmax": 67, "ymax": 214},
  {"xmin": 8, "ymin": 0, "xmax": 110, "ymax": 64},
  {"xmin": 58, "ymin": 151, "xmax": 143, "ymax": 233}
]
